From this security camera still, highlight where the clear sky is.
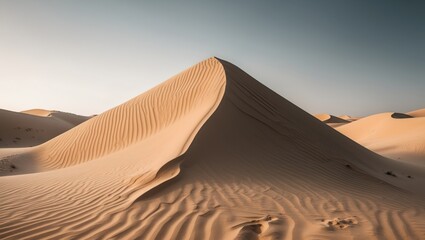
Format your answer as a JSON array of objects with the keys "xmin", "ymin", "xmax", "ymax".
[{"xmin": 1, "ymin": 0, "xmax": 424, "ymax": 117}]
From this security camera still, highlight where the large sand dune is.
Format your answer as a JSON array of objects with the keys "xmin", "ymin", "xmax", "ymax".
[{"xmin": 1, "ymin": 58, "xmax": 424, "ymax": 239}]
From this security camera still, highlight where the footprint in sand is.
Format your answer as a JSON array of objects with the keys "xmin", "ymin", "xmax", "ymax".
[{"xmin": 234, "ymin": 215, "xmax": 278, "ymax": 240}]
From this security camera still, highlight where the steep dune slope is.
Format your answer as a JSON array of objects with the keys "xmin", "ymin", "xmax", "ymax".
[
  {"xmin": 0, "ymin": 58, "xmax": 424, "ymax": 239},
  {"xmin": 336, "ymin": 112, "xmax": 425, "ymax": 166},
  {"xmin": 0, "ymin": 109, "xmax": 89, "ymax": 148}
]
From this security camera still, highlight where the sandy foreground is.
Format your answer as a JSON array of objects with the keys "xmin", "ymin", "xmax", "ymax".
[{"xmin": 1, "ymin": 58, "xmax": 424, "ymax": 239}]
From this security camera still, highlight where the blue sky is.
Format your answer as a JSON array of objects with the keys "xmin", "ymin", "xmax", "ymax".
[{"xmin": 1, "ymin": 1, "xmax": 424, "ymax": 116}]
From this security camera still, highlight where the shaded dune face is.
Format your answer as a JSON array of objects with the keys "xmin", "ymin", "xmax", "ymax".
[{"xmin": 1, "ymin": 58, "xmax": 424, "ymax": 239}]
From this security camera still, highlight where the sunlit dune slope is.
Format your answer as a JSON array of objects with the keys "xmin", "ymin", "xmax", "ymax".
[{"xmin": 20, "ymin": 58, "xmax": 226, "ymax": 171}]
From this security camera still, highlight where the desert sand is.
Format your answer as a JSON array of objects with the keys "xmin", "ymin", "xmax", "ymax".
[{"xmin": 1, "ymin": 58, "xmax": 424, "ymax": 239}]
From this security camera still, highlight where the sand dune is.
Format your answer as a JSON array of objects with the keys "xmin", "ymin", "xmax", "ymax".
[
  {"xmin": 21, "ymin": 109, "xmax": 53, "ymax": 117},
  {"xmin": 0, "ymin": 109, "xmax": 90, "ymax": 148},
  {"xmin": 339, "ymin": 114, "xmax": 360, "ymax": 121},
  {"xmin": 17, "ymin": 58, "xmax": 225, "ymax": 172},
  {"xmin": 23, "ymin": 109, "xmax": 93, "ymax": 126},
  {"xmin": 314, "ymin": 113, "xmax": 349, "ymax": 123},
  {"xmin": 408, "ymin": 108, "xmax": 425, "ymax": 118},
  {"xmin": 336, "ymin": 112, "xmax": 425, "ymax": 166},
  {"xmin": 314, "ymin": 113, "xmax": 349, "ymax": 127},
  {"xmin": 1, "ymin": 58, "xmax": 424, "ymax": 239}
]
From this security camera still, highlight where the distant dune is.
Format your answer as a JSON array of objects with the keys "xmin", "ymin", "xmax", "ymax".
[
  {"xmin": 408, "ymin": 108, "xmax": 425, "ymax": 117},
  {"xmin": 314, "ymin": 113, "xmax": 349, "ymax": 123},
  {"xmin": 338, "ymin": 114, "xmax": 360, "ymax": 121},
  {"xmin": 0, "ymin": 109, "xmax": 90, "ymax": 148},
  {"xmin": 336, "ymin": 112, "xmax": 425, "ymax": 166},
  {"xmin": 314, "ymin": 113, "xmax": 350, "ymax": 127},
  {"xmin": 23, "ymin": 108, "xmax": 92, "ymax": 125},
  {"xmin": 1, "ymin": 58, "xmax": 424, "ymax": 239}
]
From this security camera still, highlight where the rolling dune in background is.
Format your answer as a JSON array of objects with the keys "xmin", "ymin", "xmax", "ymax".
[
  {"xmin": 408, "ymin": 108, "xmax": 425, "ymax": 118},
  {"xmin": 0, "ymin": 109, "xmax": 90, "ymax": 148},
  {"xmin": 1, "ymin": 58, "xmax": 424, "ymax": 239},
  {"xmin": 335, "ymin": 112, "xmax": 425, "ymax": 166},
  {"xmin": 314, "ymin": 114, "xmax": 350, "ymax": 128}
]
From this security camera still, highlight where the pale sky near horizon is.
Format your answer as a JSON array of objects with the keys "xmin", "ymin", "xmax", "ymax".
[{"xmin": 1, "ymin": 1, "xmax": 424, "ymax": 117}]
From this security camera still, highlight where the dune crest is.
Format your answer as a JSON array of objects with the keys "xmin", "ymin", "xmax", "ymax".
[{"xmin": 1, "ymin": 58, "xmax": 424, "ymax": 239}]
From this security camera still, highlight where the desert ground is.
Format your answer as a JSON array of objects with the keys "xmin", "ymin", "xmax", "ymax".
[{"xmin": 1, "ymin": 58, "xmax": 424, "ymax": 239}]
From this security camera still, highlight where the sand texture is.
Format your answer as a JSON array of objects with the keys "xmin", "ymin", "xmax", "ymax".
[{"xmin": 1, "ymin": 58, "xmax": 424, "ymax": 239}]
